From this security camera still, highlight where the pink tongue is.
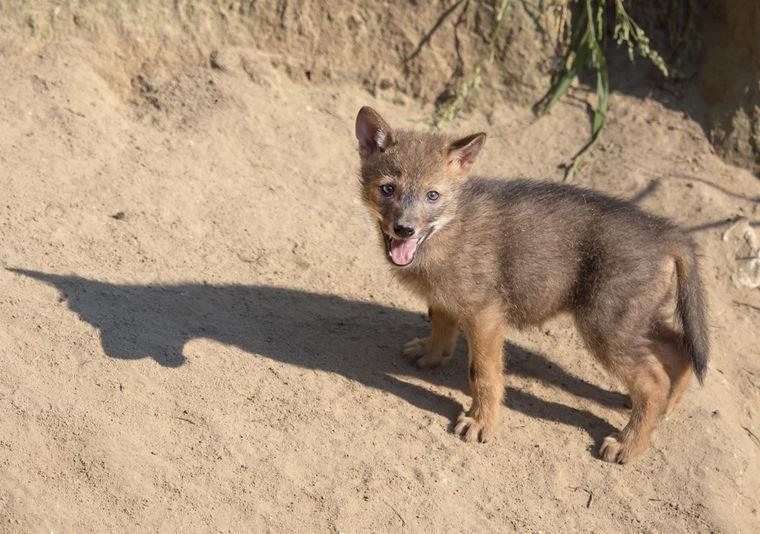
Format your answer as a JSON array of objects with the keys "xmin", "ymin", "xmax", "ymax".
[{"xmin": 389, "ymin": 238, "xmax": 420, "ymax": 266}]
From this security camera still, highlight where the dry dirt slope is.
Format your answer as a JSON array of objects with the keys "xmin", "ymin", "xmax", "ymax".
[{"xmin": 1, "ymin": 26, "xmax": 760, "ymax": 534}]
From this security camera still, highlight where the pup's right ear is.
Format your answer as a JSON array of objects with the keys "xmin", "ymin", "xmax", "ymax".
[
  {"xmin": 355, "ymin": 106, "xmax": 394, "ymax": 158},
  {"xmin": 447, "ymin": 132, "xmax": 486, "ymax": 173}
]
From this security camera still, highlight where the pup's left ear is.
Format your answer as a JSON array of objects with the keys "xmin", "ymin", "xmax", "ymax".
[{"xmin": 447, "ymin": 132, "xmax": 486, "ymax": 172}]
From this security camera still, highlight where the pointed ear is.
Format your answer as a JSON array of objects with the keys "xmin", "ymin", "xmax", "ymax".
[
  {"xmin": 355, "ymin": 106, "xmax": 394, "ymax": 158},
  {"xmin": 447, "ymin": 132, "xmax": 486, "ymax": 171}
]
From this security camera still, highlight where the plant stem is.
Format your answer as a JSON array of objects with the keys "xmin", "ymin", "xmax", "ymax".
[{"xmin": 432, "ymin": 0, "xmax": 511, "ymax": 130}]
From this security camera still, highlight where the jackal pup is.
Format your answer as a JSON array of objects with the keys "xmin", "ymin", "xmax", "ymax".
[{"xmin": 355, "ymin": 106, "xmax": 709, "ymax": 463}]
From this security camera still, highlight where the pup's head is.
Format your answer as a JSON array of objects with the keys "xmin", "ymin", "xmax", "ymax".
[{"xmin": 355, "ymin": 106, "xmax": 485, "ymax": 267}]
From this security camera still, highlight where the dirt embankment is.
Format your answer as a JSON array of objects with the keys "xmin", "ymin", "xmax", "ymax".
[
  {"xmin": 700, "ymin": 0, "xmax": 760, "ymax": 174},
  {"xmin": 0, "ymin": 1, "xmax": 553, "ymax": 109},
  {"xmin": 4, "ymin": 1, "xmax": 757, "ymax": 175}
]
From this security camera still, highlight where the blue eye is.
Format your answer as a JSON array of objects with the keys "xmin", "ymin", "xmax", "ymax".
[
  {"xmin": 426, "ymin": 191, "xmax": 440, "ymax": 202},
  {"xmin": 381, "ymin": 184, "xmax": 395, "ymax": 197}
]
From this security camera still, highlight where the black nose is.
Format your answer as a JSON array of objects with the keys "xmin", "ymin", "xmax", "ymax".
[{"xmin": 393, "ymin": 224, "xmax": 415, "ymax": 238}]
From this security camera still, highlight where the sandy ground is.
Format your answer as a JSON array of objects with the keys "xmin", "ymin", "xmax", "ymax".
[{"xmin": 1, "ymin": 33, "xmax": 760, "ymax": 533}]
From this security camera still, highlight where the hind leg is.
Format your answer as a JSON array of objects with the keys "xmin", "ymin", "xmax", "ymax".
[
  {"xmin": 649, "ymin": 326, "xmax": 692, "ymax": 414},
  {"xmin": 577, "ymin": 309, "xmax": 671, "ymax": 463},
  {"xmin": 599, "ymin": 354, "xmax": 670, "ymax": 463},
  {"xmin": 577, "ymin": 256, "xmax": 678, "ymax": 462}
]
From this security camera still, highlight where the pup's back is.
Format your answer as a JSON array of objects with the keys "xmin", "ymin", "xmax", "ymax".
[{"xmin": 414, "ymin": 178, "xmax": 683, "ymax": 324}]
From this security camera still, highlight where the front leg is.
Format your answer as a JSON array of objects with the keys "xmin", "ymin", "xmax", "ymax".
[
  {"xmin": 402, "ymin": 307, "xmax": 459, "ymax": 369},
  {"xmin": 454, "ymin": 307, "xmax": 505, "ymax": 443}
]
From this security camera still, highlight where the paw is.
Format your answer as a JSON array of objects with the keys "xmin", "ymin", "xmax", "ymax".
[
  {"xmin": 402, "ymin": 337, "xmax": 426, "ymax": 359},
  {"xmin": 401, "ymin": 337, "xmax": 449, "ymax": 369},
  {"xmin": 599, "ymin": 434, "xmax": 642, "ymax": 464},
  {"xmin": 453, "ymin": 411, "xmax": 495, "ymax": 443}
]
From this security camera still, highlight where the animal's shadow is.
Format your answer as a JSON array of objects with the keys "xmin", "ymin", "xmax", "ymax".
[{"xmin": 11, "ymin": 269, "xmax": 625, "ymax": 448}]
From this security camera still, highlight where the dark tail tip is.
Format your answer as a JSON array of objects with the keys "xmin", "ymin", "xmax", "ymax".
[{"xmin": 674, "ymin": 247, "xmax": 710, "ymax": 385}]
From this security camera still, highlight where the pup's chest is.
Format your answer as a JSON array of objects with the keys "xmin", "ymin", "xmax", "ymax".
[{"xmin": 397, "ymin": 261, "xmax": 494, "ymax": 315}]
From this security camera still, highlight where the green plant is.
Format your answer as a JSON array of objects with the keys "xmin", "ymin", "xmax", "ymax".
[
  {"xmin": 429, "ymin": 0, "xmax": 695, "ymax": 179},
  {"xmin": 537, "ymin": 0, "xmax": 670, "ymax": 181}
]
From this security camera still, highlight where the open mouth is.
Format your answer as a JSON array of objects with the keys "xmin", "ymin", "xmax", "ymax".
[{"xmin": 383, "ymin": 230, "xmax": 430, "ymax": 267}]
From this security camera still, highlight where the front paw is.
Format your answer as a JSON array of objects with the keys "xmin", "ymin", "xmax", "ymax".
[
  {"xmin": 402, "ymin": 337, "xmax": 450, "ymax": 369},
  {"xmin": 453, "ymin": 410, "xmax": 496, "ymax": 443},
  {"xmin": 598, "ymin": 434, "xmax": 646, "ymax": 464}
]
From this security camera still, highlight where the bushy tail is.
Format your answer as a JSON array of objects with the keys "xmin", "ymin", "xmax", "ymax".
[{"xmin": 674, "ymin": 243, "xmax": 710, "ymax": 384}]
